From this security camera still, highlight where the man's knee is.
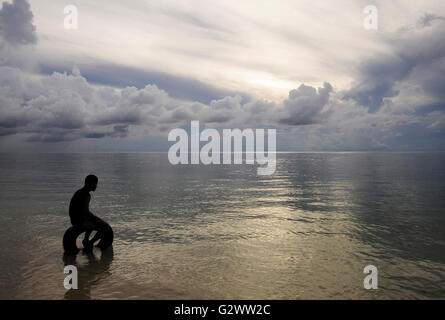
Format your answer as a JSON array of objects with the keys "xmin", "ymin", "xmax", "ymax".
[{"xmin": 89, "ymin": 216, "xmax": 108, "ymax": 232}]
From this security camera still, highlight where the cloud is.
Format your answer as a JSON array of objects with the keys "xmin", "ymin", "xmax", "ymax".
[
  {"xmin": 0, "ymin": 55, "xmax": 442, "ymax": 151},
  {"xmin": 417, "ymin": 13, "xmax": 445, "ymax": 28},
  {"xmin": 278, "ymin": 82, "xmax": 332, "ymax": 125},
  {"xmin": 0, "ymin": 62, "xmax": 335, "ymax": 144},
  {"xmin": 0, "ymin": 0, "xmax": 36, "ymax": 45},
  {"xmin": 0, "ymin": 67, "xmax": 170, "ymax": 142},
  {"xmin": 0, "ymin": 2, "xmax": 444, "ymax": 151},
  {"xmin": 0, "ymin": 0, "xmax": 38, "ymax": 71},
  {"xmin": 39, "ymin": 61, "xmax": 250, "ymax": 105},
  {"xmin": 344, "ymin": 16, "xmax": 445, "ymax": 113}
]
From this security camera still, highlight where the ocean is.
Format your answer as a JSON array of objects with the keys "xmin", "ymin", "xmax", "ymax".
[{"xmin": 0, "ymin": 152, "xmax": 444, "ymax": 299}]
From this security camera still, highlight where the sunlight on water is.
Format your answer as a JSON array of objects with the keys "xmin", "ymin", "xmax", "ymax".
[{"xmin": 0, "ymin": 153, "xmax": 444, "ymax": 299}]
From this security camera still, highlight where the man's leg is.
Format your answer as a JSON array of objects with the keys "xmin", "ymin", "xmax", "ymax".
[
  {"xmin": 88, "ymin": 230, "xmax": 102, "ymax": 245},
  {"xmin": 85, "ymin": 215, "xmax": 108, "ymax": 246},
  {"xmin": 84, "ymin": 230, "xmax": 92, "ymax": 242},
  {"xmin": 81, "ymin": 219, "xmax": 96, "ymax": 251},
  {"xmin": 82, "ymin": 229, "xmax": 93, "ymax": 251}
]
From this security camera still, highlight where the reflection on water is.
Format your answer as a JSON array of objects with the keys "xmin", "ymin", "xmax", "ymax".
[
  {"xmin": 63, "ymin": 247, "xmax": 114, "ymax": 300},
  {"xmin": 0, "ymin": 152, "xmax": 444, "ymax": 299}
]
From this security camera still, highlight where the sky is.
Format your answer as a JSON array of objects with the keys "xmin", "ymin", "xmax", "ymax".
[{"xmin": 0, "ymin": 0, "xmax": 444, "ymax": 152}]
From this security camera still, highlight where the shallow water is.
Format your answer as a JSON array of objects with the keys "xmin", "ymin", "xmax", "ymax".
[{"xmin": 0, "ymin": 152, "xmax": 444, "ymax": 299}]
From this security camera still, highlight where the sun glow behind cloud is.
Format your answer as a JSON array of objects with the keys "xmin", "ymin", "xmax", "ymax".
[{"xmin": 28, "ymin": 0, "xmax": 397, "ymax": 100}]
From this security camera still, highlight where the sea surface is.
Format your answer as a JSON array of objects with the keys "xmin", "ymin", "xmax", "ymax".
[{"xmin": 0, "ymin": 152, "xmax": 444, "ymax": 299}]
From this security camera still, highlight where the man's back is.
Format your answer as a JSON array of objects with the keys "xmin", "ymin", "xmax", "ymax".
[{"xmin": 69, "ymin": 187, "xmax": 90, "ymax": 226}]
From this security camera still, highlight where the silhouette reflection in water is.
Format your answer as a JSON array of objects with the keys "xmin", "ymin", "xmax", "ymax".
[{"xmin": 63, "ymin": 246, "xmax": 114, "ymax": 300}]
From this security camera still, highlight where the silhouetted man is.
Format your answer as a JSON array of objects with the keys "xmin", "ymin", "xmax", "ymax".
[{"xmin": 69, "ymin": 175, "xmax": 108, "ymax": 252}]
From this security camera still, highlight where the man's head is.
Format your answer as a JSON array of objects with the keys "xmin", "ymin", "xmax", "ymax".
[{"xmin": 84, "ymin": 174, "xmax": 98, "ymax": 191}]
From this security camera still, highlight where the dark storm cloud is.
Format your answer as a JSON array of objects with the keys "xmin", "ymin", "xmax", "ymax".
[
  {"xmin": 0, "ymin": 0, "xmax": 36, "ymax": 45},
  {"xmin": 344, "ymin": 15, "xmax": 445, "ymax": 113}
]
